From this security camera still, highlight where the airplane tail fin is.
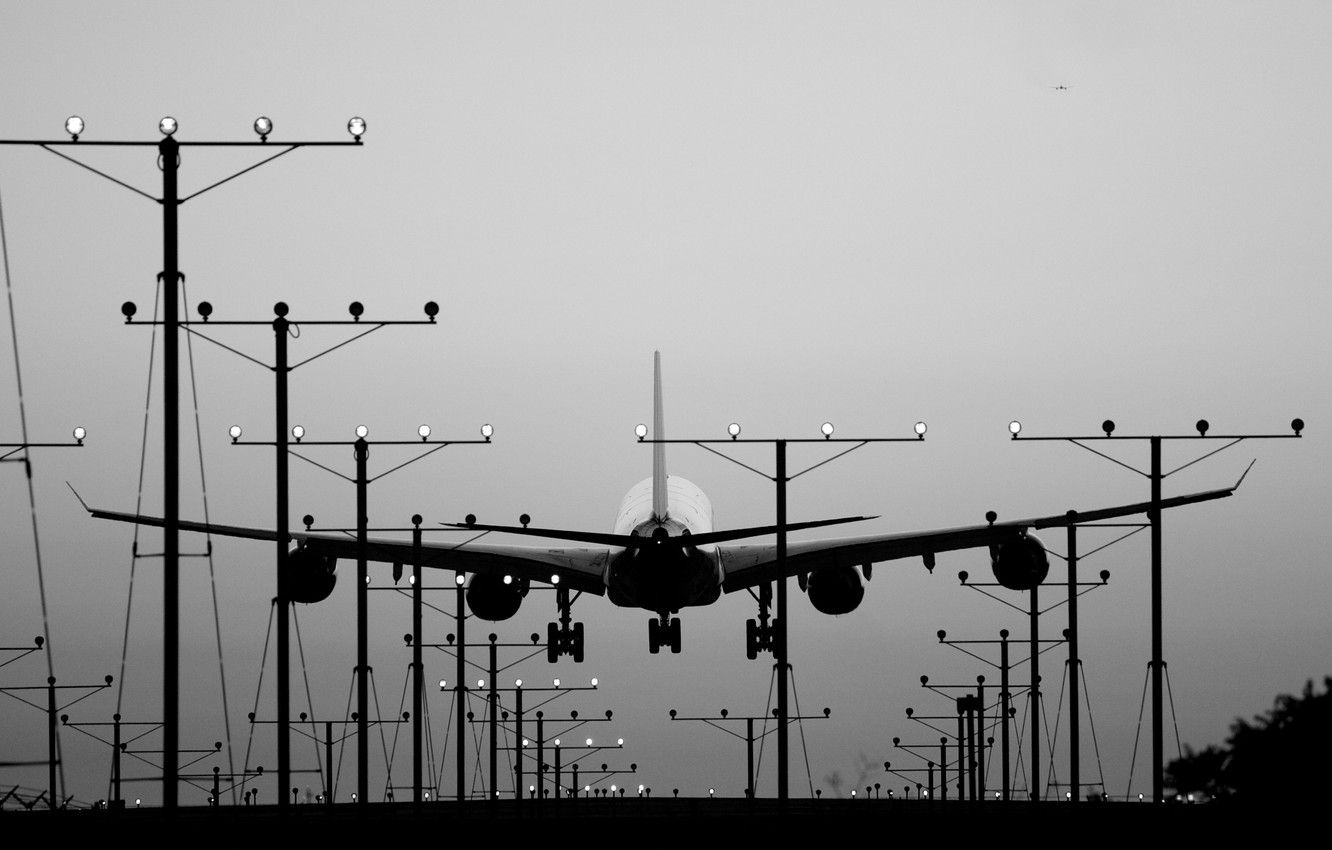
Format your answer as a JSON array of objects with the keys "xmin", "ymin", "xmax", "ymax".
[{"xmin": 652, "ymin": 351, "xmax": 668, "ymax": 521}]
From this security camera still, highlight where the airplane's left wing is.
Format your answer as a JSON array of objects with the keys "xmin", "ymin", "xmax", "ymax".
[
  {"xmin": 717, "ymin": 482, "xmax": 1239, "ymax": 592},
  {"xmin": 85, "ymin": 506, "xmax": 609, "ymax": 594}
]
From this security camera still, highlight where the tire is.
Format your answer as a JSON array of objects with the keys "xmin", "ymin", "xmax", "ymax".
[
  {"xmin": 745, "ymin": 619, "xmax": 758, "ymax": 660},
  {"xmin": 669, "ymin": 617, "xmax": 682, "ymax": 653},
  {"xmin": 648, "ymin": 618, "xmax": 660, "ymax": 654},
  {"xmin": 572, "ymin": 622, "xmax": 585, "ymax": 664},
  {"xmin": 547, "ymin": 622, "xmax": 559, "ymax": 663}
]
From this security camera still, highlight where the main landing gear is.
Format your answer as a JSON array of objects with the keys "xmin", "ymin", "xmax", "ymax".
[
  {"xmin": 745, "ymin": 581, "xmax": 780, "ymax": 660},
  {"xmin": 547, "ymin": 587, "xmax": 585, "ymax": 663},
  {"xmin": 648, "ymin": 613, "xmax": 681, "ymax": 654}
]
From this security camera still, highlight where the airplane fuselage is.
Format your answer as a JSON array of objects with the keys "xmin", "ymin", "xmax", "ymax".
[{"xmin": 605, "ymin": 475, "xmax": 723, "ymax": 614}]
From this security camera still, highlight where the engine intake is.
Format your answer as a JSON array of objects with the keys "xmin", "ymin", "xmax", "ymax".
[
  {"xmin": 287, "ymin": 547, "xmax": 337, "ymax": 604},
  {"xmin": 806, "ymin": 565, "xmax": 865, "ymax": 615},
  {"xmin": 990, "ymin": 533, "xmax": 1050, "ymax": 591},
  {"xmin": 466, "ymin": 573, "xmax": 528, "ymax": 621}
]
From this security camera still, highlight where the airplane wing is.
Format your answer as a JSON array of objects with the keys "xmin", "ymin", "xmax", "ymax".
[
  {"xmin": 717, "ymin": 481, "xmax": 1240, "ymax": 592},
  {"xmin": 84, "ymin": 506, "xmax": 609, "ymax": 595}
]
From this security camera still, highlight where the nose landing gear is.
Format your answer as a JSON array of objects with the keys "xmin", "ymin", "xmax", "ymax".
[
  {"xmin": 547, "ymin": 587, "xmax": 585, "ymax": 663},
  {"xmin": 648, "ymin": 613, "xmax": 681, "ymax": 654}
]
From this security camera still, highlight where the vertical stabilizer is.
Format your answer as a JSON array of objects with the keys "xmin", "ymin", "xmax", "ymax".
[{"xmin": 652, "ymin": 351, "xmax": 668, "ymax": 521}]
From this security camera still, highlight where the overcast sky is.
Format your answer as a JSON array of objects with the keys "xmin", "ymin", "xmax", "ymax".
[{"xmin": 2, "ymin": 1, "xmax": 1328, "ymax": 805}]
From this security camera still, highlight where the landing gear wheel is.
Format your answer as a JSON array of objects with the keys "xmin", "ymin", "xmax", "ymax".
[
  {"xmin": 547, "ymin": 622, "xmax": 559, "ymax": 664},
  {"xmin": 745, "ymin": 619, "xmax": 759, "ymax": 660},
  {"xmin": 572, "ymin": 622, "xmax": 585, "ymax": 663},
  {"xmin": 669, "ymin": 617, "xmax": 682, "ymax": 653},
  {"xmin": 648, "ymin": 618, "xmax": 661, "ymax": 654}
]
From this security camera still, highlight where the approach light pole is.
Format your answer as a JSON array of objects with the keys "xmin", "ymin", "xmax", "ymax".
[
  {"xmin": 638, "ymin": 419, "xmax": 927, "ymax": 800},
  {"xmin": 2, "ymin": 115, "xmax": 365, "ymax": 809},
  {"xmin": 460, "ymin": 678, "xmax": 603, "ymax": 804},
  {"xmin": 668, "ymin": 705, "xmax": 831, "ymax": 798},
  {"xmin": 2, "ymin": 430, "xmax": 86, "ymax": 804},
  {"xmin": 232, "ymin": 423, "xmax": 491, "ymax": 805},
  {"xmin": 131, "ymin": 298, "xmax": 437, "ymax": 807},
  {"xmin": 1006, "ymin": 417, "xmax": 1302, "ymax": 802}
]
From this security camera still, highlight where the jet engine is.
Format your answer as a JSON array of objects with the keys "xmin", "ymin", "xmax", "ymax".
[
  {"xmin": 287, "ymin": 548, "xmax": 337, "ymax": 604},
  {"xmin": 990, "ymin": 533, "xmax": 1050, "ymax": 591},
  {"xmin": 466, "ymin": 573, "xmax": 528, "ymax": 621},
  {"xmin": 806, "ymin": 565, "xmax": 865, "ymax": 615}
]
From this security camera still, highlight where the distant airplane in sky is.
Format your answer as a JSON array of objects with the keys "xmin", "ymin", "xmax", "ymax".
[
  {"xmin": 1051, "ymin": 84, "xmax": 1072, "ymax": 90},
  {"xmin": 86, "ymin": 353, "xmax": 1241, "ymax": 658}
]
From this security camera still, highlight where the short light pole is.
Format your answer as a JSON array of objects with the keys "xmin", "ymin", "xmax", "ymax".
[
  {"xmin": 638, "ymin": 419, "xmax": 927, "ymax": 799},
  {"xmin": 0, "ymin": 670, "xmax": 110, "ymax": 809},
  {"xmin": 668, "ymin": 705, "xmax": 831, "ymax": 798},
  {"xmin": 1, "ymin": 427, "xmax": 85, "ymax": 803},
  {"xmin": 931, "ymin": 632, "xmax": 1030, "ymax": 799},
  {"xmin": 953, "ymin": 570, "xmax": 1087, "ymax": 799},
  {"xmin": 235, "ymin": 423, "xmax": 492, "ymax": 805},
  {"xmin": 3, "ymin": 116, "xmax": 364, "ymax": 810},
  {"xmin": 461, "ymin": 676, "xmax": 602, "ymax": 803},
  {"xmin": 1007, "ymin": 417, "xmax": 1303, "ymax": 801}
]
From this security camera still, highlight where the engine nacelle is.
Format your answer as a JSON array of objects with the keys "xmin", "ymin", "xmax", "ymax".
[
  {"xmin": 806, "ymin": 565, "xmax": 865, "ymax": 615},
  {"xmin": 466, "ymin": 573, "xmax": 528, "ymax": 621},
  {"xmin": 288, "ymin": 547, "xmax": 337, "ymax": 604},
  {"xmin": 990, "ymin": 533, "xmax": 1050, "ymax": 591}
]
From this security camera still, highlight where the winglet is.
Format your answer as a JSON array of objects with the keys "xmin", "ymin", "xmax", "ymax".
[
  {"xmin": 1235, "ymin": 459, "xmax": 1256, "ymax": 490},
  {"xmin": 652, "ymin": 350, "xmax": 668, "ymax": 522},
  {"xmin": 66, "ymin": 482, "xmax": 90, "ymax": 512}
]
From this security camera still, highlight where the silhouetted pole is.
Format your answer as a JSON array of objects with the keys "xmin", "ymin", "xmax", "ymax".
[
  {"xmin": 325, "ymin": 721, "xmax": 333, "ymax": 804},
  {"xmin": 489, "ymin": 636, "xmax": 498, "ymax": 800},
  {"xmin": 965, "ymin": 696, "xmax": 977, "ymax": 800},
  {"xmin": 1149, "ymin": 437, "xmax": 1163, "ymax": 803},
  {"xmin": 1029, "ymin": 586, "xmax": 1039, "ymax": 801},
  {"xmin": 955, "ymin": 704, "xmax": 965, "ymax": 800},
  {"xmin": 161, "ymin": 133, "xmax": 181, "ymax": 811},
  {"xmin": 1067, "ymin": 517, "xmax": 1080, "ymax": 802},
  {"xmin": 927, "ymin": 761, "xmax": 934, "ymax": 800},
  {"xmin": 746, "ymin": 718, "xmax": 755, "ymax": 798},
  {"xmin": 939, "ymin": 738, "xmax": 948, "ymax": 801},
  {"xmin": 1000, "ymin": 630, "xmax": 1010, "ymax": 801},
  {"xmin": 514, "ymin": 683, "xmax": 524, "ymax": 809},
  {"xmin": 47, "ymin": 677, "xmax": 57, "ymax": 809},
  {"xmin": 112, "ymin": 713, "xmax": 122, "ymax": 808},
  {"xmin": 554, "ymin": 742, "xmax": 562, "ymax": 800},
  {"xmin": 535, "ymin": 711, "xmax": 544, "ymax": 809},
  {"xmin": 355, "ymin": 437, "xmax": 369, "ymax": 805},
  {"xmin": 775, "ymin": 439, "xmax": 789, "ymax": 801},
  {"xmin": 456, "ymin": 578, "xmax": 466, "ymax": 802},
  {"xmin": 274, "ymin": 307, "xmax": 291, "ymax": 809},
  {"xmin": 976, "ymin": 678, "xmax": 987, "ymax": 800},
  {"xmin": 412, "ymin": 517, "xmax": 423, "ymax": 806}
]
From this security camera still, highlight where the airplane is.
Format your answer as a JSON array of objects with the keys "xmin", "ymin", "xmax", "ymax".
[{"xmin": 85, "ymin": 352, "xmax": 1244, "ymax": 660}]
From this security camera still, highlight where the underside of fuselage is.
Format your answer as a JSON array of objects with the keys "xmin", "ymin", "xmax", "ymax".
[
  {"xmin": 606, "ymin": 543, "xmax": 722, "ymax": 614},
  {"xmin": 606, "ymin": 473, "xmax": 722, "ymax": 614}
]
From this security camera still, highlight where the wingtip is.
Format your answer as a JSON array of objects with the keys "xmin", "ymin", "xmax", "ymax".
[
  {"xmin": 1235, "ymin": 459, "xmax": 1257, "ymax": 490},
  {"xmin": 65, "ymin": 481, "xmax": 90, "ymax": 512}
]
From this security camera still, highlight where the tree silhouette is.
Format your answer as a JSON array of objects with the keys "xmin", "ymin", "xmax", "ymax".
[{"xmin": 1168, "ymin": 676, "xmax": 1332, "ymax": 801}]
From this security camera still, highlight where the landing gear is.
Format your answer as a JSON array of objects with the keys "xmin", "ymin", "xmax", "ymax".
[
  {"xmin": 648, "ymin": 614, "xmax": 681, "ymax": 654},
  {"xmin": 745, "ymin": 617, "xmax": 779, "ymax": 660},
  {"xmin": 745, "ymin": 582, "xmax": 778, "ymax": 660},
  {"xmin": 546, "ymin": 587, "xmax": 585, "ymax": 663}
]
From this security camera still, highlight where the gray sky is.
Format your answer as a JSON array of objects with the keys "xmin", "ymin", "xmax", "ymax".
[{"xmin": 1, "ymin": 1, "xmax": 1328, "ymax": 804}]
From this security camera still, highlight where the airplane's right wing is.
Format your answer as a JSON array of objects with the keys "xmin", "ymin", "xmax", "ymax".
[
  {"xmin": 717, "ymin": 481, "xmax": 1240, "ymax": 592},
  {"xmin": 84, "ymin": 505, "xmax": 610, "ymax": 594}
]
